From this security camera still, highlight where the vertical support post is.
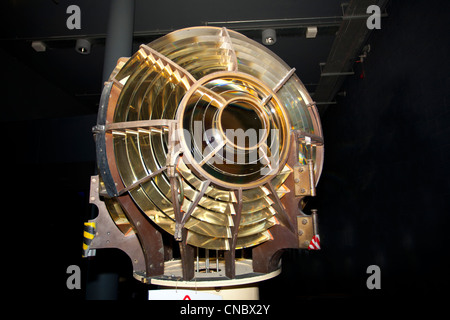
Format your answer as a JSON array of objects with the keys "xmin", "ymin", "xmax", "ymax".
[
  {"xmin": 196, "ymin": 247, "xmax": 200, "ymax": 273},
  {"xmin": 252, "ymin": 132, "xmax": 300, "ymax": 273},
  {"xmin": 102, "ymin": 0, "xmax": 135, "ymax": 83},
  {"xmin": 168, "ymin": 147, "xmax": 194, "ymax": 280},
  {"xmin": 179, "ymin": 228, "xmax": 195, "ymax": 280},
  {"xmin": 225, "ymin": 188, "xmax": 243, "ymax": 279},
  {"xmin": 216, "ymin": 250, "xmax": 219, "ymax": 272}
]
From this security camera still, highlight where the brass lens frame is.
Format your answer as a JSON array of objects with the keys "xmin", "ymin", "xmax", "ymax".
[{"xmin": 94, "ymin": 26, "xmax": 324, "ymax": 254}]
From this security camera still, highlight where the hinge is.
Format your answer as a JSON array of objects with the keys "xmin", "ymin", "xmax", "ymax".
[
  {"xmin": 297, "ymin": 210, "xmax": 320, "ymax": 249},
  {"xmin": 293, "ymin": 159, "xmax": 316, "ymax": 197}
]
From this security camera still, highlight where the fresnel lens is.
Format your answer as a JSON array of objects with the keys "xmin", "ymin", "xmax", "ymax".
[{"xmin": 85, "ymin": 27, "xmax": 324, "ymax": 287}]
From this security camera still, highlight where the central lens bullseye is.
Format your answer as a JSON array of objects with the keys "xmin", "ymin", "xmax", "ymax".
[
  {"xmin": 220, "ymin": 101, "xmax": 263, "ymax": 133},
  {"xmin": 177, "ymin": 71, "xmax": 291, "ymax": 188},
  {"xmin": 218, "ymin": 99, "xmax": 267, "ymax": 150}
]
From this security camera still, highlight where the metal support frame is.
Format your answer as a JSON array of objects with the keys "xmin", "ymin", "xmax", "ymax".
[
  {"xmin": 85, "ymin": 175, "xmax": 147, "ymax": 274},
  {"xmin": 252, "ymin": 131, "xmax": 318, "ymax": 273}
]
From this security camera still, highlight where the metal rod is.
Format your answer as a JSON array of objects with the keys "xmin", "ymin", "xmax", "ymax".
[
  {"xmin": 116, "ymin": 166, "xmax": 167, "ymax": 196},
  {"xmin": 342, "ymin": 13, "xmax": 389, "ymax": 20},
  {"xmin": 196, "ymin": 247, "xmax": 199, "ymax": 273},
  {"xmin": 106, "ymin": 119, "xmax": 177, "ymax": 131},
  {"xmin": 205, "ymin": 249, "xmax": 210, "ymax": 273},
  {"xmin": 295, "ymin": 130, "xmax": 324, "ymax": 146},
  {"xmin": 205, "ymin": 16, "xmax": 343, "ymax": 28},
  {"xmin": 261, "ymin": 68, "xmax": 296, "ymax": 106},
  {"xmin": 199, "ymin": 142, "xmax": 226, "ymax": 166},
  {"xmin": 216, "ymin": 250, "xmax": 219, "ymax": 272},
  {"xmin": 181, "ymin": 180, "xmax": 211, "ymax": 225},
  {"xmin": 315, "ymin": 101, "xmax": 337, "ymax": 105},
  {"xmin": 321, "ymin": 71, "xmax": 355, "ymax": 77},
  {"xmin": 6, "ymin": 12, "xmax": 390, "ymax": 43},
  {"xmin": 273, "ymin": 68, "xmax": 296, "ymax": 93},
  {"xmin": 307, "ymin": 159, "xmax": 316, "ymax": 197}
]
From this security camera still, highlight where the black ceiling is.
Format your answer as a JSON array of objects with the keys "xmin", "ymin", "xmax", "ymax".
[{"xmin": 1, "ymin": 0, "xmax": 381, "ymax": 121}]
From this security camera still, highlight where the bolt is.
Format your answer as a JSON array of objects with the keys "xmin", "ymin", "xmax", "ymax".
[
  {"xmin": 294, "ymin": 178, "xmax": 300, "ymax": 183},
  {"xmin": 265, "ymin": 37, "xmax": 274, "ymax": 44},
  {"xmin": 301, "ymin": 188, "xmax": 306, "ymax": 193},
  {"xmin": 302, "ymin": 218, "xmax": 308, "ymax": 225},
  {"xmin": 299, "ymin": 167, "xmax": 304, "ymax": 172},
  {"xmin": 298, "ymin": 230, "xmax": 304, "ymax": 236}
]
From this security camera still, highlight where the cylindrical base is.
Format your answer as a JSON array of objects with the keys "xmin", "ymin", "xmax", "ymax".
[
  {"xmin": 143, "ymin": 259, "xmax": 280, "ymax": 300},
  {"xmin": 148, "ymin": 284, "xmax": 259, "ymax": 300},
  {"xmin": 166, "ymin": 284, "xmax": 259, "ymax": 300}
]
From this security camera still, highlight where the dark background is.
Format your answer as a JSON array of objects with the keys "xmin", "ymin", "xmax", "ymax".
[
  {"xmin": 2, "ymin": 0, "xmax": 449, "ymax": 302},
  {"xmin": 263, "ymin": 0, "xmax": 450, "ymax": 299}
]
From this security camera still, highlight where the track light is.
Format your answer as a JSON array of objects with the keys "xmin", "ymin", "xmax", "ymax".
[
  {"xmin": 262, "ymin": 29, "xmax": 276, "ymax": 45},
  {"xmin": 306, "ymin": 26, "xmax": 318, "ymax": 39},
  {"xmin": 75, "ymin": 38, "xmax": 91, "ymax": 54},
  {"xmin": 31, "ymin": 41, "xmax": 46, "ymax": 52}
]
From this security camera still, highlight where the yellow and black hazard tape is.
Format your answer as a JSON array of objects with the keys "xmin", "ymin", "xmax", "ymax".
[{"xmin": 82, "ymin": 222, "xmax": 96, "ymax": 257}]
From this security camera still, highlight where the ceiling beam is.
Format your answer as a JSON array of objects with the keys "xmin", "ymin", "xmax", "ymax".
[{"xmin": 314, "ymin": 0, "xmax": 389, "ymax": 115}]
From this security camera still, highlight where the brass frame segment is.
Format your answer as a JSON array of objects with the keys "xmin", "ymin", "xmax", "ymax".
[
  {"xmin": 175, "ymin": 179, "xmax": 211, "ymax": 240},
  {"xmin": 225, "ymin": 188, "xmax": 243, "ymax": 279},
  {"xmin": 139, "ymin": 44, "xmax": 196, "ymax": 84},
  {"xmin": 86, "ymin": 175, "xmax": 147, "ymax": 274},
  {"xmin": 260, "ymin": 67, "xmax": 296, "ymax": 106}
]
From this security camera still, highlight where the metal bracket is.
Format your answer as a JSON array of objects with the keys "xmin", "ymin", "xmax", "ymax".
[
  {"xmin": 293, "ymin": 159, "xmax": 316, "ymax": 197},
  {"xmin": 84, "ymin": 175, "xmax": 146, "ymax": 272},
  {"xmin": 295, "ymin": 129, "xmax": 324, "ymax": 146},
  {"xmin": 297, "ymin": 210, "xmax": 319, "ymax": 249}
]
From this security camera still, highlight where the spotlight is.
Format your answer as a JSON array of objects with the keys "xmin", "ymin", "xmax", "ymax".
[
  {"xmin": 75, "ymin": 38, "xmax": 91, "ymax": 54},
  {"xmin": 262, "ymin": 29, "xmax": 276, "ymax": 46},
  {"xmin": 31, "ymin": 41, "xmax": 46, "ymax": 52},
  {"xmin": 306, "ymin": 26, "xmax": 318, "ymax": 39}
]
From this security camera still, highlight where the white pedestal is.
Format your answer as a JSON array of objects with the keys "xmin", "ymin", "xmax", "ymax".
[{"xmin": 144, "ymin": 258, "xmax": 280, "ymax": 300}]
